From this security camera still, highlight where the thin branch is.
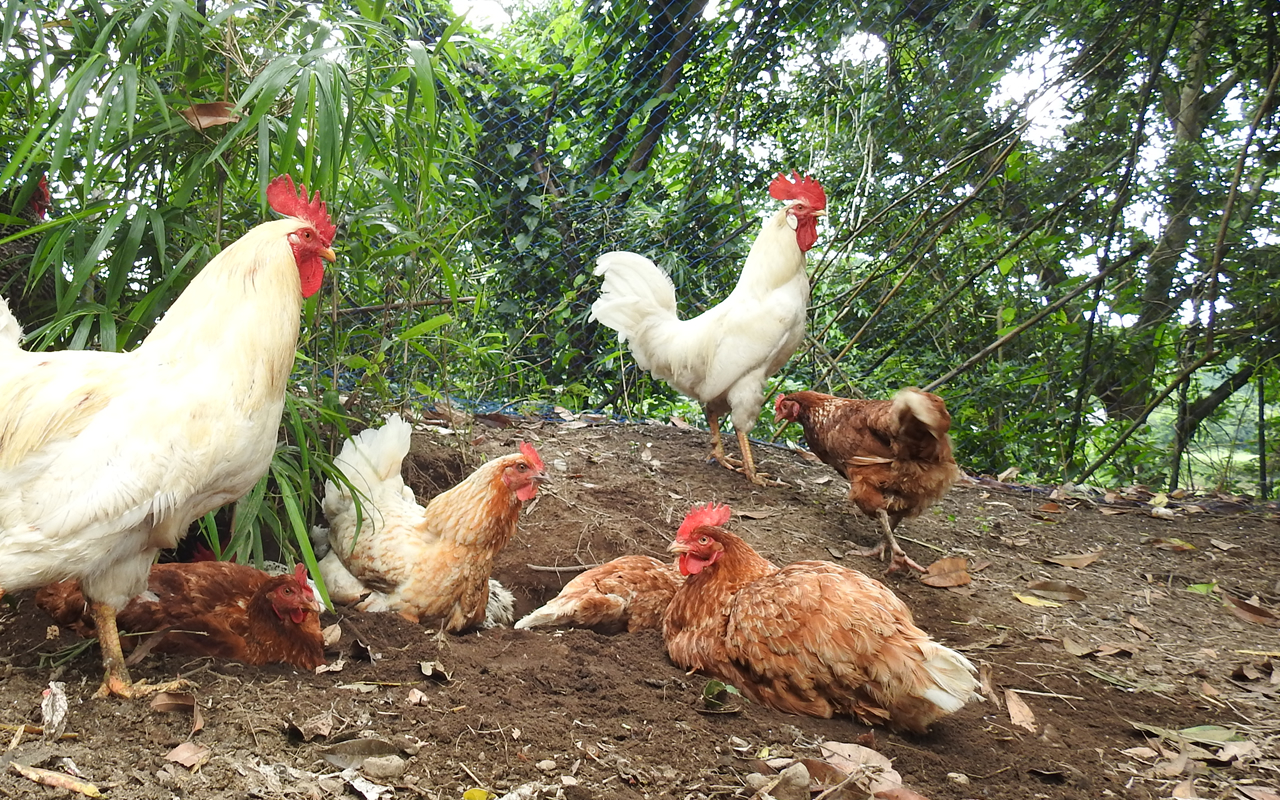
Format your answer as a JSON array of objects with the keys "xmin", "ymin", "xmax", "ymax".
[
  {"xmin": 923, "ymin": 246, "xmax": 1147, "ymax": 393},
  {"xmin": 1076, "ymin": 348, "xmax": 1219, "ymax": 485},
  {"xmin": 335, "ymin": 297, "xmax": 476, "ymax": 316}
]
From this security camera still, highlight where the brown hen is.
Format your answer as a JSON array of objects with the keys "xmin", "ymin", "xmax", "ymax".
[
  {"xmin": 37, "ymin": 561, "xmax": 325, "ymax": 672},
  {"xmin": 662, "ymin": 503, "xmax": 979, "ymax": 733},
  {"xmin": 774, "ymin": 388, "xmax": 960, "ymax": 573}
]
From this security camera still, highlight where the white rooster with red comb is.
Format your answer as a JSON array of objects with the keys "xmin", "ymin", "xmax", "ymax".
[
  {"xmin": 591, "ymin": 171, "xmax": 826, "ymax": 485},
  {"xmin": 0, "ymin": 175, "xmax": 336, "ymax": 699}
]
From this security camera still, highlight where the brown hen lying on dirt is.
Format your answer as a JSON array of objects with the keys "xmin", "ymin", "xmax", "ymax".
[
  {"xmin": 515, "ymin": 555, "xmax": 681, "ymax": 634},
  {"xmin": 774, "ymin": 388, "xmax": 960, "ymax": 573},
  {"xmin": 37, "ymin": 561, "xmax": 325, "ymax": 671},
  {"xmin": 662, "ymin": 503, "xmax": 980, "ymax": 733}
]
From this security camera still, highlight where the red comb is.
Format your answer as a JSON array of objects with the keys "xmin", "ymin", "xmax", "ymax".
[
  {"xmin": 292, "ymin": 564, "xmax": 315, "ymax": 596},
  {"xmin": 769, "ymin": 171, "xmax": 826, "ymax": 210},
  {"xmin": 676, "ymin": 502, "xmax": 732, "ymax": 539},
  {"xmin": 266, "ymin": 175, "xmax": 336, "ymax": 246},
  {"xmin": 519, "ymin": 441, "xmax": 544, "ymax": 471}
]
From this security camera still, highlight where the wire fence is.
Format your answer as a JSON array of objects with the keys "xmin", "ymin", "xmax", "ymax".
[{"xmin": 2, "ymin": 0, "xmax": 1275, "ymax": 496}]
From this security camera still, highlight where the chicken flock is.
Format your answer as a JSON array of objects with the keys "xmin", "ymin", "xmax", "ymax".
[{"xmin": 0, "ymin": 172, "xmax": 982, "ymax": 736}]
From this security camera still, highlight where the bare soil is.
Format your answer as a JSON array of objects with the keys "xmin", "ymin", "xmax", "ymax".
[{"xmin": 2, "ymin": 417, "xmax": 1279, "ymax": 800}]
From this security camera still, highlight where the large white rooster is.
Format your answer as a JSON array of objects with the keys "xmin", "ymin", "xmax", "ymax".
[
  {"xmin": 0, "ymin": 175, "xmax": 336, "ymax": 699},
  {"xmin": 591, "ymin": 172, "xmax": 826, "ymax": 485}
]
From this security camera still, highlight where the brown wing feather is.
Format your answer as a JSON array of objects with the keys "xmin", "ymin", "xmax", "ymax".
[
  {"xmin": 723, "ymin": 561, "xmax": 946, "ymax": 728},
  {"xmin": 784, "ymin": 390, "xmax": 960, "ymax": 522}
]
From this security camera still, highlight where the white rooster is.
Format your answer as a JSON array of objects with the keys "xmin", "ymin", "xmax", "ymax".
[
  {"xmin": 591, "ymin": 172, "xmax": 826, "ymax": 485},
  {"xmin": 0, "ymin": 176, "xmax": 336, "ymax": 699}
]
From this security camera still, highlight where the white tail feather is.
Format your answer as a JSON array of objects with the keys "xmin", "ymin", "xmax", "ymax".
[
  {"xmin": 917, "ymin": 641, "xmax": 982, "ymax": 713},
  {"xmin": 0, "ymin": 294, "xmax": 23, "ymax": 350},
  {"xmin": 590, "ymin": 251, "xmax": 679, "ymax": 340}
]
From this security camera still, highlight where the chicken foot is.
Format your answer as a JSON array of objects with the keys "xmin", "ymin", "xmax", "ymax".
[
  {"xmin": 705, "ymin": 414, "xmax": 784, "ymax": 487},
  {"xmin": 852, "ymin": 510, "xmax": 927, "ymax": 574},
  {"xmin": 89, "ymin": 601, "xmax": 193, "ymax": 700}
]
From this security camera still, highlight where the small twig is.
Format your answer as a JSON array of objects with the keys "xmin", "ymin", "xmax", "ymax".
[
  {"xmin": 1008, "ymin": 689, "xmax": 1086, "ymax": 701},
  {"xmin": 895, "ymin": 534, "xmax": 946, "ymax": 553},
  {"xmin": 972, "ymin": 765, "xmax": 1012, "ymax": 780},
  {"xmin": 525, "ymin": 563, "xmax": 603, "ymax": 573},
  {"xmin": 811, "ymin": 774, "xmax": 863, "ymax": 800},
  {"xmin": 458, "ymin": 761, "xmax": 485, "ymax": 786}
]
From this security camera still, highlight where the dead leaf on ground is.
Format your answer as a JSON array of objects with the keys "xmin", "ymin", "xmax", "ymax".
[
  {"xmin": 738, "ymin": 509, "xmax": 778, "ymax": 520},
  {"xmin": 818, "ymin": 741, "xmax": 903, "ymax": 794},
  {"xmin": 150, "ymin": 692, "xmax": 204, "ymax": 733},
  {"xmin": 288, "ymin": 710, "xmax": 336, "ymax": 741},
  {"xmin": 317, "ymin": 737, "xmax": 401, "ymax": 770},
  {"xmin": 420, "ymin": 660, "xmax": 452, "ymax": 681},
  {"xmin": 166, "ymin": 742, "xmax": 211, "ymax": 770},
  {"xmin": 920, "ymin": 557, "xmax": 971, "ymax": 588},
  {"xmin": 1238, "ymin": 787, "xmax": 1280, "ymax": 800},
  {"xmin": 1171, "ymin": 777, "xmax": 1198, "ymax": 798},
  {"xmin": 1062, "ymin": 636, "xmax": 1095, "ymax": 657},
  {"xmin": 1095, "ymin": 642, "xmax": 1139, "ymax": 657},
  {"xmin": 1144, "ymin": 537, "xmax": 1196, "ymax": 551},
  {"xmin": 1043, "ymin": 550, "xmax": 1102, "ymax": 568},
  {"xmin": 1209, "ymin": 538, "xmax": 1239, "ymax": 551},
  {"xmin": 1004, "ymin": 690, "xmax": 1037, "ymax": 732},
  {"xmin": 1026, "ymin": 580, "xmax": 1087, "ymax": 602},
  {"xmin": 1225, "ymin": 596, "xmax": 1279, "ymax": 627},
  {"xmin": 1013, "ymin": 593, "xmax": 1062, "ymax": 608},
  {"xmin": 323, "ymin": 623, "xmax": 342, "ymax": 647},
  {"xmin": 1150, "ymin": 506, "xmax": 1178, "ymax": 520}
]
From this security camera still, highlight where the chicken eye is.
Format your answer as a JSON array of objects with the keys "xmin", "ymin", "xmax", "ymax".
[
  {"xmin": 517, "ymin": 463, "xmax": 527, "ymax": 472},
  {"xmin": 698, "ymin": 536, "xmax": 709, "ymax": 545}
]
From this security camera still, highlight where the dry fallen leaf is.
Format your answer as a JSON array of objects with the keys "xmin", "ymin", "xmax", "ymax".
[
  {"xmin": 166, "ymin": 742, "xmax": 211, "ymax": 770},
  {"xmin": 1145, "ymin": 537, "xmax": 1196, "ymax": 551},
  {"xmin": 1026, "ymin": 580, "xmax": 1087, "ymax": 602},
  {"xmin": 920, "ymin": 556, "xmax": 971, "ymax": 588},
  {"xmin": 1037, "ymin": 501, "xmax": 1065, "ymax": 513},
  {"xmin": 1209, "ymin": 538, "xmax": 1239, "ymax": 551},
  {"xmin": 1225, "ymin": 596, "xmax": 1279, "ymax": 627},
  {"xmin": 738, "ymin": 509, "xmax": 778, "ymax": 520},
  {"xmin": 1014, "ymin": 593, "xmax": 1063, "ymax": 608},
  {"xmin": 323, "ymin": 623, "xmax": 342, "ymax": 647},
  {"xmin": 818, "ymin": 741, "xmax": 903, "ymax": 794},
  {"xmin": 1043, "ymin": 550, "xmax": 1102, "ymax": 568},
  {"xmin": 1004, "ymin": 690, "xmax": 1037, "ymax": 732},
  {"xmin": 1238, "ymin": 787, "xmax": 1280, "ymax": 800},
  {"xmin": 1062, "ymin": 637, "xmax": 1095, "ymax": 657},
  {"xmin": 1170, "ymin": 777, "xmax": 1198, "ymax": 798}
]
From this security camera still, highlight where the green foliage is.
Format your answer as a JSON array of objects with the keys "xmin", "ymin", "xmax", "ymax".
[{"xmin": 4, "ymin": 0, "xmax": 1280, "ymax": 577}]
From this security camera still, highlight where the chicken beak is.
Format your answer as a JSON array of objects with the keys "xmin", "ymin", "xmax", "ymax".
[
  {"xmin": 667, "ymin": 539, "xmax": 689, "ymax": 555},
  {"xmin": 320, "ymin": 247, "xmax": 337, "ymax": 263}
]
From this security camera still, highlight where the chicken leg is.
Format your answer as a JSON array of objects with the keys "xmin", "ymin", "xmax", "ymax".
[
  {"xmin": 852, "ymin": 510, "xmax": 927, "ymax": 574},
  {"xmin": 89, "ymin": 601, "xmax": 192, "ymax": 699},
  {"xmin": 705, "ymin": 413, "xmax": 783, "ymax": 487}
]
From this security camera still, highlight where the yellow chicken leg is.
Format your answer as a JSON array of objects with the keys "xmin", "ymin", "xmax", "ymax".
[
  {"xmin": 705, "ymin": 413, "xmax": 783, "ymax": 487},
  {"xmin": 89, "ymin": 601, "xmax": 193, "ymax": 700}
]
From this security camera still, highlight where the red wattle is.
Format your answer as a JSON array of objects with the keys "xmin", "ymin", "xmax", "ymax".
[{"xmin": 300, "ymin": 259, "xmax": 324, "ymax": 298}]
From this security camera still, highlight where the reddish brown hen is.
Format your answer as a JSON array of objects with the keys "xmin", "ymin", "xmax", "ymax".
[
  {"xmin": 514, "ymin": 555, "xmax": 681, "ymax": 634},
  {"xmin": 37, "ymin": 562, "xmax": 325, "ymax": 672},
  {"xmin": 774, "ymin": 388, "xmax": 960, "ymax": 573},
  {"xmin": 662, "ymin": 503, "xmax": 979, "ymax": 733}
]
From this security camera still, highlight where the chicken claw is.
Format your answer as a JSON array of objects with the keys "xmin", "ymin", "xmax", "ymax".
[
  {"xmin": 853, "ymin": 510, "xmax": 927, "ymax": 574},
  {"xmin": 88, "ymin": 600, "xmax": 196, "ymax": 700},
  {"xmin": 706, "ymin": 419, "xmax": 786, "ymax": 487}
]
